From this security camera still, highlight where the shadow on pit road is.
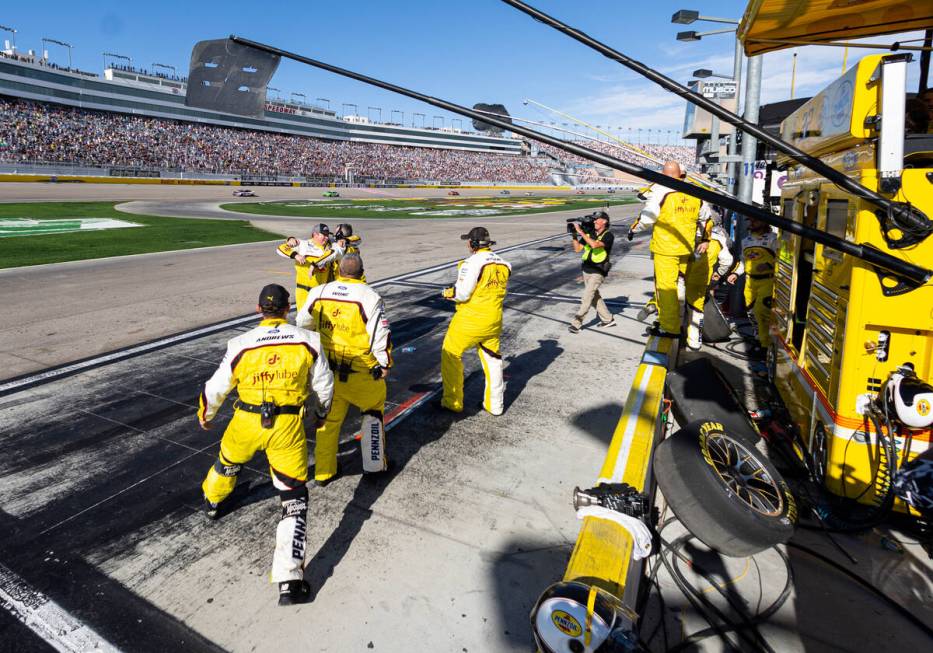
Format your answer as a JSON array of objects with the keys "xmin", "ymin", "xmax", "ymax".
[{"xmin": 0, "ymin": 226, "xmax": 647, "ymax": 651}]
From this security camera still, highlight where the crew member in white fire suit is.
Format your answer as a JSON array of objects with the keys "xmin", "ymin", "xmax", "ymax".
[
  {"xmin": 277, "ymin": 224, "xmax": 337, "ymax": 311},
  {"xmin": 439, "ymin": 227, "xmax": 512, "ymax": 415},
  {"xmin": 198, "ymin": 284, "xmax": 334, "ymax": 606},
  {"xmin": 297, "ymin": 254, "xmax": 392, "ymax": 486}
]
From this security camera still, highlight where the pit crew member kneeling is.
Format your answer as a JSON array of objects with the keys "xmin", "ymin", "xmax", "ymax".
[
  {"xmin": 198, "ymin": 284, "xmax": 334, "ymax": 606},
  {"xmin": 297, "ymin": 254, "xmax": 393, "ymax": 486},
  {"xmin": 440, "ymin": 227, "xmax": 512, "ymax": 415}
]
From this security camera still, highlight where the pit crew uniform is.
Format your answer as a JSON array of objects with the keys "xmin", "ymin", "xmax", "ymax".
[
  {"xmin": 198, "ymin": 318, "xmax": 334, "ymax": 587},
  {"xmin": 736, "ymin": 229, "xmax": 778, "ymax": 348},
  {"xmin": 632, "ymin": 184, "xmax": 711, "ymax": 335},
  {"xmin": 276, "ymin": 240, "xmax": 337, "ymax": 310},
  {"xmin": 297, "ymin": 278, "xmax": 392, "ymax": 484},
  {"xmin": 441, "ymin": 247, "xmax": 512, "ymax": 415},
  {"xmin": 333, "ymin": 234, "xmax": 365, "ymax": 282},
  {"xmin": 683, "ymin": 216, "xmax": 735, "ymax": 349}
]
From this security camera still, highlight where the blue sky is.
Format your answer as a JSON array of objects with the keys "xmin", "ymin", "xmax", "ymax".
[{"xmin": 2, "ymin": 1, "xmax": 925, "ymax": 143}]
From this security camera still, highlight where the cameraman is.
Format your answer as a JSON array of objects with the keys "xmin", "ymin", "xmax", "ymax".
[{"xmin": 569, "ymin": 210, "xmax": 615, "ymax": 334}]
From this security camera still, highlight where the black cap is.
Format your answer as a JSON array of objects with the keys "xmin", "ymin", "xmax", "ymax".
[
  {"xmin": 593, "ymin": 210, "xmax": 610, "ymax": 223},
  {"xmin": 460, "ymin": 226, "xmax": 495, "ymax": 245},
  {"xmin": 258, "ymin": 284, "xmax": 290, "ymax": 311},
  {"xmin": 312, "ymin": 223, "xmax": 330, "ymax": 235}
]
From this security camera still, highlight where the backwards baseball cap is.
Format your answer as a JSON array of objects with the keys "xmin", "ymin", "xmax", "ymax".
[
  {"xmin": 258, "ymin": 283, "xmax": 290, "ymax": 311},
  {"xmin": 311, "ymin": 223, "xmax": 330, "ymax": 235},
  {"xmin": 460, "ymin": 226, "xmax": 495, "ymax": 246},
  {"xmin": 593, "ymin": 210, "xmax": 610, "ymax": 223}
]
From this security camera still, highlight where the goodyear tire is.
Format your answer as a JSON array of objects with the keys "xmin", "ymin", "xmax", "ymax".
[{"xmin": 654, "ymin": 420, "xmax": 797, "ymax": 557}]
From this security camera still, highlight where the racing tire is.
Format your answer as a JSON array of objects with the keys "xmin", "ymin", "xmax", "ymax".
[{"xmin": 654, "ymin": 420, "xmax": 797, "ymax": 557}]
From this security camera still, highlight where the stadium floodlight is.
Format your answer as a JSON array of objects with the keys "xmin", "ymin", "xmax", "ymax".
[
  {"xmin": 672, "ymin": 10, "xmax": 738, "ymax": 25},
  {"xmin": 42, "ymin": 37, "xmax": 73, "ymax": 68},
  {"xmin": 368, "ymin": 106, "xmax": 382, "ymax": 122},
  {"xmin": 390, "ymin": 109, "xmax": 403, "ymax": 124},
  {"xmin": 0, "ymin": 25, "xmax": 16, "ymax": 50},
  {"xmin": 152, "ymin": 62, "xmax": 176, "ymax": 76},
  {"xmin": 671, "ymin": 10, "xmax": 699, "ymax": 24},
  {"xmin": 315, "ymin": 97, "xmax": 330, "ymax": 109},
  {"xmin": 103, "ymin": 51, "xmax": 131, "ymax": 71},
  {"xmin": 693, "ymin": 68, "xmax": 734, "ymax": 80},
  {"xmin": 342, "ymin": 102, "xmax": 357, "ymax": 116},
  {"xmin": 676, "ymin": 27, "xmax": 736, "ymax": 42}
]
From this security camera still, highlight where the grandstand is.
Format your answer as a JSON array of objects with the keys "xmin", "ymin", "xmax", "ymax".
[{"xmin": 0, "ymin": 45, "xmax": 696, "ymax": 185}]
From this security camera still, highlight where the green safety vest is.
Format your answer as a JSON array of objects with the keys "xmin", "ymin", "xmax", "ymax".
[{"xmin": 582, "ymin": 231, "xmax": 608, "ymax": 264}]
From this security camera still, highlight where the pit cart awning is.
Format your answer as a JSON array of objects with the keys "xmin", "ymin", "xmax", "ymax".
[{"xmin": 738, "ymin": 0, "xmax": 933, "ymax": 56}]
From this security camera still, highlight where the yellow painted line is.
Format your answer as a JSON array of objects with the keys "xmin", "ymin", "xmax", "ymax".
[{"xmin": 563, "ymin": 335, "xmax": 676, "ymax": 601}]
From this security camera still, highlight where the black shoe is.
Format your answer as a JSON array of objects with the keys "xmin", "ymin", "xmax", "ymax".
[
  {"xmin": 431, "ymin": 399, "xmax": 461, "ymax": 413},
  {"xmin": 314, "ymin": 462, "xmax": 342, "ymax": 487},
  {"xmin": 203, "ymin": 497, "xmax": 223, "ymax": 520},
  {"xmin": 278, "ymin": 580, "xmax": 311, "ymax": 606},
  {"xmin": 647, "ymin": 325, "xmax": 680, "ymax": 338}
]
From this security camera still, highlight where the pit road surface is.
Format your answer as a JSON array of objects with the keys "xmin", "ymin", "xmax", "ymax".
[{"xmin": 0, "ymin": 213, "xmax": 654, "ymax": 652}]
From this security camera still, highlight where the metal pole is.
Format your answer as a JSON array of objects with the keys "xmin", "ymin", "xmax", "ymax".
[
  {"xmin": 727, "ymin": 37, "xmax": 743, "ymax": 196},
  {"xmin": 790, "ymin": 53, "xmax": 797, "ymax": 98},
  {"xmin": 737, "ymin": 55, "xmax": 762, "ymax": 208},
  {"xmin": 919, "ymin": 29, "xmax": 932, "ymax": 93},
  {"xmin": 227, "ymin": 34, "xmax": 930, "ymax": 285},
  {"xmin": 498, "ymin": 0, "xmax": 929, "ymax": 231},
  {"xmin": 708, "ymin": 116, "xmax": 720, "ymax": 181}
]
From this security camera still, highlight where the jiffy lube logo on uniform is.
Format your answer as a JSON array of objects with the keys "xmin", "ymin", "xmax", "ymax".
[{"xmin": 251, "ymin": 369, "xmax": 299, "ymax": 385}]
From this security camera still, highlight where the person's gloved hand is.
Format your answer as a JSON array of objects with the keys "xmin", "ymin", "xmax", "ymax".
[{"xmin": 626, "ymin": 230, "xmax": 635, "ymax": 241}]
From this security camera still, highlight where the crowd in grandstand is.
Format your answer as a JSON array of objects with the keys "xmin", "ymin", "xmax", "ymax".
[
  {"xmin": 0, "ymin": 96, "xmax": 699, "ymax": 183},
  {"xmin": 537, "ymin": 140, "xmax": 698, "ymax": 181},
  {"xmin": 0, "ymin": 97, "xmax": 553, "ymax": 182}
]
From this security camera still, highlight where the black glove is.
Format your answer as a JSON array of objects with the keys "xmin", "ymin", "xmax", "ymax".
[
  {"xmin": 371, "ymin": 366, "xmax": 385, "ymax": 380},
  {"xmin": 626, "ymin": 230, "xmax": 635, "ymax": 241}
]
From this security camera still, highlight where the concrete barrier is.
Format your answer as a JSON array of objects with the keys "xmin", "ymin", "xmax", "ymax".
[{"xmin": 564, "ymin": 335, "xmax": 676, "ymax": 602}]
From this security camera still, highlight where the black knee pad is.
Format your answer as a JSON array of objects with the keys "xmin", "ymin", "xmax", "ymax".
[
  {"xmin": 212, "ymin": 458, "xmax": 242, "ymax": 478},
  {"xmin": 763, "ymin": 296, "xmax": 773, "ymax": 308},
  {"xmin": 279, "ymin": 486, "xmax": 308, "ymax": 520}
]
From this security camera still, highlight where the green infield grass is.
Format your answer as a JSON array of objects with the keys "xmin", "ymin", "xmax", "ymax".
[
  {"xmin": 0, "ymin": 202, "xmax": 279, "ymax": 269},
  {"xmin": 221, "ymin": 194, "xmax": 638, "ymax": 219}
]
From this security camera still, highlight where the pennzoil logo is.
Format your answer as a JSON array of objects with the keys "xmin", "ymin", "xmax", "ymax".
[
  {"xmin": 918, "ymin": 399, "xmax": 931, "ymax": 418},
  {"xmin": 551, "ymin": 610, "xmax": 582, "ymax": 637}
]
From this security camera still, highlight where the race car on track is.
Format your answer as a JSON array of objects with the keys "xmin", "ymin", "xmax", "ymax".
[
  {"xmin": 575, "ymin": 190, "xmax": 585, "ymax": 195},
  {"xmin": 233, "ymin": 189, "xmax": 257, "ymax": 197},
  {"xmin": 524, "ymin": 191, "xmax": 534, "ymax": 196},
  {"xmin": 607, "ymin": 188, "xmax": 616, "ymax": 194},
  {"xmin": 499, "ymin": 190, "xmax": 511, "ymax": 195},
  {"xmin": 323, "ymin": 190, "xmax": 340, "ymax": 198},
  {"xmin": 447, "ymin": 190, "xmax": 460, "ymax": 196}
]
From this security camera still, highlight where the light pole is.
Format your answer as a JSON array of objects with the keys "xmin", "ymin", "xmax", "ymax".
[
  {"xmin": 451, "ymin": 118, "xmax": 462, "ymax": 130},
  {"xmin": 433, "ymin": 115, "xmax": 444, "ymax": 129},
  {"xmin": 342, "ymin": 102, "xmax": 357, "ymax": 116},
  {"xmin": 152, "ymin": 62, "xmax": 176, "ymax": 77},
  {"xmin": 390, "ymin": 109, "xmax": 403, "ymax": 124},
  {"xmin": 672, "ymin": 9, "xmax": 745, "ymax": 197},
  {"xmin": 1, "ymin": 25, "xmax": 18, "ymax": 51},
  {"xmin": 267, "ymin": 86, "xmax": 282, "ymax": 101},
  {"xmin": 367, "ymin": 106, "xmax": 382, "ymax": 122},
  {"xmin": 315, "ymin": 97, "xmax": 330, "ymax": 110},
  {"xmin": 413, "ymin": 112, "xmax": 425, "ymax": 128},
  {"xmin": 42, "ymin": 37, "xmax": 73, "ymax": 68},
  {"xmin": 103, "ymin": 51, "xmax": 131, "ymax": 71},
  {"xmin": 291, "ymin": 92, "xmax": 307, "ymax": 105}
]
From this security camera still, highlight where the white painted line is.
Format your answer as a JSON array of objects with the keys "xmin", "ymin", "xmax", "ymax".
[
  {"xmin": 0, "ymin": 232, "xmax": 566, "ymax": 396},
  {"xmin": 0, "ymin": 563, "xmax": 122, "ymax": 652},
  {"xmin": 606, "ymin": 364, "xmax": 656, "ymax": 484}
]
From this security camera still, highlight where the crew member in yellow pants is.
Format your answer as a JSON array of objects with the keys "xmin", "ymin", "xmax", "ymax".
[
  {"xmin": 628, "ymin": 161, "xmax": 711, "ymax": 337},
  {"xmin": 297, "ymin": 254, "xmax": 393, "ymax": 485},
  {"xmin": 198, "ymin": 284, "xmax": 334, "ymax": 606},
  {"xmin": 728, "ymin": 217, "xmax": 778, "ymax": 355},
  {"xmin": 440, "ymin": 227, "xmax": 511, "ymax": 415},
  {"xmin": 276, "ymin": 223, "xmax": 337, "ymax": 311},
  {"xmin": 683, "ymin": 216, "xmax": 735, "ymax": 349}
]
